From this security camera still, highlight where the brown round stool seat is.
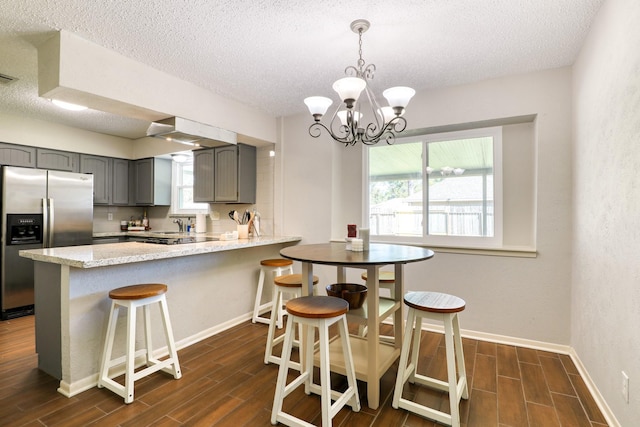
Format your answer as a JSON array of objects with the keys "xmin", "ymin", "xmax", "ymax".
[
  {"xmin": 260, "ymin": 258, "xmax": 294, "ymax": 268},
  {"xmin": 404, "ymin": 291, "xmax": 465, "ymax": 314},
  {"xmin": 274, "ymin": 273, "xmax": 319, "ymax": 288},
  {"xmin": 286, "ymin": 296, "xmax": 349, "ymax": 319},
  {"xmin": 109, "ymin": 284, "xmax": 167, "ymax": 300},
  {"xmin": 361, "ymin": 271, "xmax": 395, "ymax": 283}
]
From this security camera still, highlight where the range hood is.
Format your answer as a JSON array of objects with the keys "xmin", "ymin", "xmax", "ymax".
[{"xmin": 146, "ymin": 117, "xmax": 237, "ymax": 147}]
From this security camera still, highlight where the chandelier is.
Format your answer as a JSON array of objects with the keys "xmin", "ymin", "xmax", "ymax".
[{"xmin": 304, "ymin": 19, "xmax": 415, "ymax": 146}]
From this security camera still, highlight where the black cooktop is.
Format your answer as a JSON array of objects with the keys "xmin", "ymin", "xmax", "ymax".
[{"xmin": 138, "ymin": 236, "xmax": 218, "ymax": 245}]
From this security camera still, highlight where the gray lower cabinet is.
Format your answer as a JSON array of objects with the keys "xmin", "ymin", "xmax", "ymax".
[
  {"xmin": 194, "ymin": 143, "xmax": 256, "ymax": 203},
  {"xmin": 0, "ymin": 142, "xmax": 36, "ymax": 167},
  {"xmin": 36, "ymin": 148, "xmax": 79, "ymax": 172},
  {"xmin": 80, "ymin": 155, "xmax": 111, "ymax": 204},
  {"xmin": 134, "ymin": 157, "xmax": 171, "ymax": 206}
]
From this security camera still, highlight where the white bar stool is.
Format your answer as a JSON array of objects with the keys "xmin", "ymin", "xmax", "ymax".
[
  {"xmin": 98, "ymin": 283, "xmax": 181, "ymax": 404},
  {"xmin": 271, "ymin": 296, "xmax": 360, "ymax": 427},
  {"xmin": 392, "ymin": 291, "xmax": 468, "ymax": 426},
  {"xmin": 252, "ymin": 258, "xmax": 294, "ymax": 327},
  {"xmin": 264, "ymin": 273, "xmax": 318, "ymax": 370}
]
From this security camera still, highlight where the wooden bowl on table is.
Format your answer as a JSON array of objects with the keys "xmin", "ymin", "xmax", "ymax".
[{"xmin": 326, "ymin": 283, "xmax": 367, "ymax": 309}]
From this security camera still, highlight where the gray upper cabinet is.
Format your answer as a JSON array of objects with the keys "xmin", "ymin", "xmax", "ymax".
[
  {"xmin": 80, "ymin": 155, "xmax": 111, "ymax": 204},
  {"xmin": 193, "ymin": 143, "xmax": 256, "ymax": 204},
  {"xmin": 36, "ymin": 148, "xmax": 79, "ymax": 172},
  {"xmin": 80, "ymin": 155, "xmax": 131, "ymax": 206},
  {"xmin": 213, "ymin": 146, "xmax": 239, "ymax": 202},
  {"xmin": 111, "ymin": 158, "xmax": 130, "ymax": 205},
  {"xmin": 0, "ymin": 142, "xmax": 36, "ymax": 167},
  {"xmin": 134, "ymin": 157, "xmax": 171, "ymax": 206},
  {"xmin": 193, "ymin": 149, "xmax": 215, "ymax": 202}
]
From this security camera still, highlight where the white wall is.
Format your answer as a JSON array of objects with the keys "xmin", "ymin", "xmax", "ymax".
[
  {"xmin": 572, "ymin": 0, "xmax": 640, "ymax": 423},
  {"xmin": 280, "ymin": 67, "xmax": 574, "ymax": 344}
]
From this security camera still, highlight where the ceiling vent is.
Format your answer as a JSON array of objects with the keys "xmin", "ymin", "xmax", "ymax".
[{"xmin": 0, "ymin": 73, "xmax": 18, "ymax": 86}]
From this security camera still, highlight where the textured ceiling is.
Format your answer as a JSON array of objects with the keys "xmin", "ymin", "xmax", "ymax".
[{"xmin": 0, "ymin": 0, "xmax": 605, "ymax": 140}]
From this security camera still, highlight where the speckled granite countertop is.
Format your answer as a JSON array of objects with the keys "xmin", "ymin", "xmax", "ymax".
[{"xmin": 19, "ymin": 235, "xmax": 301, "ymax": 269}]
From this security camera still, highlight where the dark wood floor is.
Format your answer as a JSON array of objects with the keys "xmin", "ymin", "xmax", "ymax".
[{"xmin": 0, "ymin": 315, "xmax": 608, "ymax": 426}]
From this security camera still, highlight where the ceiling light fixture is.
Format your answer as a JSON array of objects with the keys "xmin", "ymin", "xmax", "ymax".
[
  {"xmin": 50, "ymin": 99, "xmax": 88, "ymax": 111},
  {"xmin": 304, "ymin": 19, "xmax": 415, "ymax": 146},
  {"xmin": 171, "ymin": 153, "xmax": 190, "ymax": 163}
]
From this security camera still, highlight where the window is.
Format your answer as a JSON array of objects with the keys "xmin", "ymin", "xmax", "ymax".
[
  {"xmin": 366, "ymin": 127, "xmax": 503, "ymax": 248},
  {"xmin": 172, "ymin": 159, "xmax": 208, "ymax": 214}
]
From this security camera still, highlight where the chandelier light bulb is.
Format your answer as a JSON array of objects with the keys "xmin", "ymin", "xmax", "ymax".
[
  {"xmin": 383, "ymin": 86, "xmax": 416, "ymax": 116},
  {"xmin": 304, "ymin": 96, "xmax": 333, "ymax": 121},
  {"xmin": 332, "ymin": 77, "xmax": 366, "ymax": 107},
  {"xmin": 453, "ymin": 168, "xmax": 465, "ymax": 175}
]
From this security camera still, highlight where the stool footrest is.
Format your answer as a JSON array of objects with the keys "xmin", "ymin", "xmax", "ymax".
[
  {"xmin": 281, "ymin": 371, "xmax": 310, "ymax": 400},
  {"xmin": 275, "ymin": 412, "xmax": 316, "ymax": 427},
  {"xmin": 133, "ymin": 358, "xmax": 181, "ymax": 382},
  {"xmin": 412, "ymin": 372, "xmax": 468, "ymax": 400},
  {"xmin": 266, "ymin": 355, "xmax": 301, "ymax": 372},
  {"xmin": 252, "ymin": 302, "xmax": 272, "ymax": 324},
  {"xmin": 307, "ymin": 383, "xmax": 360, "ymax": 417},
  {"xmin": 396, "ymin": 397, "xmax": 453, "ymax": 426}
]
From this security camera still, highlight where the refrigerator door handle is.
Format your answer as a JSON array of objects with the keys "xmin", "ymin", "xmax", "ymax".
[
  {"xmin": 42, "ymin": 198, "xmax": 49, "ymax": 248},
  {"xmin": 48, "ymin": 198, "xmax": 55, "ymax": 248}
]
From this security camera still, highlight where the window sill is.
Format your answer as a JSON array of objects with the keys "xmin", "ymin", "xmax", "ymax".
[{"xmin": 329, "ymin": 238, "xmax": 537, "ymax": 258}]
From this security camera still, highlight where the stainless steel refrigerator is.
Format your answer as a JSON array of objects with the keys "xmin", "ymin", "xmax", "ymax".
[{"xmin": 1, "ymin": 166, "xmax": 93, "ymax": 319}]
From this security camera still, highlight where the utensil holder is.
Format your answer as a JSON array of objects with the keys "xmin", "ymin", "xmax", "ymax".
[{"xmin": 237, "ymin": 224, "xmax": 249, "ymax": 239}]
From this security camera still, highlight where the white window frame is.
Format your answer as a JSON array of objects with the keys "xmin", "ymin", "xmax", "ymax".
[
  {"xmin": 171, "ymin": 160, "xmax": 208, "ymax": 215},
  {"xmin": 364, "ymin": 127, "xmax": 503, "ymax": 249}
]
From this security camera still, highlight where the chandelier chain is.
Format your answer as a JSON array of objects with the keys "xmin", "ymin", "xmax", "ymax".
[{"xmin": 357, "ymin": 28, "xmax": 365, "ymax": 70}]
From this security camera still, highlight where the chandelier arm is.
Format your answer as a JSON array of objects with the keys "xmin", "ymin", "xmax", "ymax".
[
  {"xmin": 360, "ymin": 116, "xmax": 407, "ymax": 145},
  {"xmin": 344, "ymin": 65, "xmax": 359, "ymax": 78},
  {"xmin": 308, "ymin": 122, "xmax": 356, "ymax": 146},
  {"xmin": 362, "ymin": 63, "xmax": 376, "ymax": 80},
  {"xmin": 362, "ymin": 85, "xmax": 384, "ymax": 131}
]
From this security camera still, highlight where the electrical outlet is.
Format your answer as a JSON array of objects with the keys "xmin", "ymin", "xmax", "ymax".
[
  {"xmin": 622, "ymin": 371, "xmax": 629, "ymax": 403},
  {"xmin": 211, "ymin": 211, "xmax": 220, "ymax": 220},
  {"xmin": 107, "ymin": 213, "xmax": 113, "ymax": 221}
]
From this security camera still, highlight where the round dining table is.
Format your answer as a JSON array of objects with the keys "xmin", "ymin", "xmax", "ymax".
[{"xmin": 280, "ymin": 242, "xmax": 434, "ymax": 409}]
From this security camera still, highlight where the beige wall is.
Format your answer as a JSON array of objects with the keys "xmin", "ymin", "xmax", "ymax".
[
  {"xmin": 572, "ymin": 0, "xmax": 640, "ymax": 423},
  {"xmin": 280, "ymin": 67, "xmax": 573, "ymax": 345}
]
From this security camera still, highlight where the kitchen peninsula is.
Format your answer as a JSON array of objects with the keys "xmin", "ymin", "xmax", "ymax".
[{"xmin": 19, "ymin": 235, "xmax": 301, "ymax": 398}]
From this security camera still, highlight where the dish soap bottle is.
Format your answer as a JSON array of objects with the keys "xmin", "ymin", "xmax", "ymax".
[{"xmin": 142, "ymin": 210, "xmax": 149, "ymax": 230}]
